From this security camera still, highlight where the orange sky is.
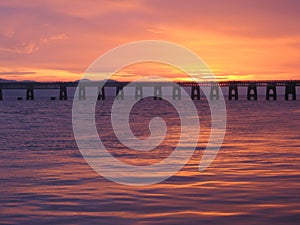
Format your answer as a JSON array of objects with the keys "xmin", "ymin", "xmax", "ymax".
[{"xmin": 0, "ymin": 0, "xmax": 300, "ymax": 82}]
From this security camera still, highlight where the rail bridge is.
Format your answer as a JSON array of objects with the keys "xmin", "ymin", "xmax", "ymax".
[{"xmin": 0, "ymin": 80, "xmax": 299, "ymax": 101}]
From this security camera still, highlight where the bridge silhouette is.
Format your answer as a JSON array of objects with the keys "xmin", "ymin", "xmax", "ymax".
[{"xmin": 0, "ymin": 80, "xmax": 299, "ymax": 101}]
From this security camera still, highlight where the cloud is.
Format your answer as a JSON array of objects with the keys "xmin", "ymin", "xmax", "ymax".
[
  {"xmin": 0, "ymin": 0, "xmax": 300, "ymax": 81},
  {"xmin": 0, "ymin": 32, "xmax": 68, "ymax": 54},
  {"xmin": 40, "ymin": 34, "xmax": 68, "ymax": 44},
  {"xmin": 0, "ymin": 41, "xmax": 39, "ymax": 54},
  {"xmin": 141, "ymin": 0, "xmax": 300, "ymax": 39},
  {"xmin": 0, "ymin": 31, "xmax": 40, "ymax": 54},
  {"xmin": 0, "ymin": 71, "xmax": 36, "ymax": 75}
]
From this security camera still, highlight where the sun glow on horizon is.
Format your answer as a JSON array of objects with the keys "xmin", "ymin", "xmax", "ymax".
[{"xmin": 0, "ymin": 1, "xmax": 300, "ymax": 82}]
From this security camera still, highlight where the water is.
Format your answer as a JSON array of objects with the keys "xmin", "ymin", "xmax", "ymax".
[{"xmin": 1, "ymin": 98, "xmax": 300, "ymax": 224}]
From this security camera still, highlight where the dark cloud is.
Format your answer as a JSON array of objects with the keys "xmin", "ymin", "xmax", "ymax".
[{"xmin": 0, "ymin": 71, "xmax": 36, "ymax": 75}]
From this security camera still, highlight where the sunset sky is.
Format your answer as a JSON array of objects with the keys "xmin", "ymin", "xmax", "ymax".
[{"xmin": 0, "ymin": 0, "xmax": 300, "ymax": 81}]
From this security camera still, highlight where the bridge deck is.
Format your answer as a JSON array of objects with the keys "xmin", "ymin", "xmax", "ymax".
[{"xmin": 0, "ymin": 80, "xmax": 299, "ymax": 89}]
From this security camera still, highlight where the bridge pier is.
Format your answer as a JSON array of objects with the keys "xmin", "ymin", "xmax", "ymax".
[
  {"xmin": 79, "ymin": 86, "xmax": 86, "ymax": 100},
  {"xmin": 266, "ymin": 83, "xmax": 277, "ymax": 100},
  {"xmin": 59, "ymin": 84, "xmax": 68, "ymax": 100},
  {"xmin": 0, "ymin": 86, "xmax": 2, "ymax": 100},
  {"xmin": 154, "ymin": 86, "xmax": 162, "ymax": 100},
  {"xmin": 229, "ymin": 85, "xmax": 238, "ymax": 100},
  {"xmin": 247, "ymin": 84, "xmax": 257, "ymax": 100},
  {"xmin": 210, "ymin": 85, "xmax": 220, "ymax": 100},
  {"xmin": 285, "ymin": 82, "xmax": 296, "ymax": 100},
  {"xmin": 97, "ymin": 86, "xmax": 105, "ymax": 100},
  {"xmin": 116, "ymin": 86, "xmax": 124, "ymax": 100},
  {"xmin": 26, "ymin": 86, "xmax": 34, "ymax": 100},
  {"xmin": 172, "ymin": 86, "xmax": 181, "ymax": 100},
  {"xmin": 191, "ymin": 86, "xmax": 200, "ymax": 100},
  {"xmin": 135, "ymin": 86, "xmax": 143, "ymax": 100}
]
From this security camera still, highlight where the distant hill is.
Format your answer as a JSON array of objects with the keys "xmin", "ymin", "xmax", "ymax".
[
  {"xmin": 74, "ymin": 79, "xmax": 118, "ymax": 83},
  {"xmin": 0, "ymin": 78, "xmax": 17, "ymax": 82},
  {"xmin": 74, "ymin": 78, "xmax": 91, "ymax": 82},
  {"xmin": 0, "ymin": 78, "xmax": 118, "ymax": 83},
  {"xmin": 21, "ymin": 80, "xmax": 37, "ymax": 83},
  {"xmin": 0, "ymin": 78, "xmax": 37, "ymax": 83}
]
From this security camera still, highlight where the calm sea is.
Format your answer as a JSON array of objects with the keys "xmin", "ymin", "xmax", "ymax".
[{"xmin": 0, "ymin": 98, "xmax": 300, "ymax": 224}]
